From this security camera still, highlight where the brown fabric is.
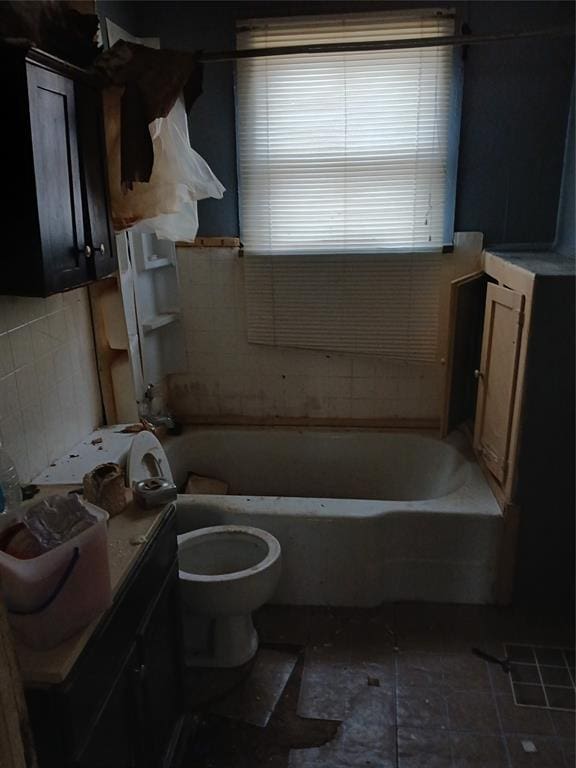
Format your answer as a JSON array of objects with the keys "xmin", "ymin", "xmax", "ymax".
[
  {"xmin": 93, "ymin": 41, "xmax": 203, "ymax": 187},
  {"xmin": 0, "ymin": 0, "xmax": 99, "ymax": 66}
]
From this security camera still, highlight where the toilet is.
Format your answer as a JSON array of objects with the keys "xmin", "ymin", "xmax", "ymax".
[
  {"xmin": 178, "ymin": 525, "xmax": 282, "ymax": 668},
  {"xmin": 125, "ymin": 435, "xmax": 282, "ymax": 668}
]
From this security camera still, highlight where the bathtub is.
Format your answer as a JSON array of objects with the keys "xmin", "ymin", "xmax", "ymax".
[{"xmin": 167, "ymin": 428, "xmax": 502, "ymax": 606}]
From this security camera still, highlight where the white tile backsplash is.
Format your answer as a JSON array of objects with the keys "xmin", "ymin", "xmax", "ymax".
[
  {"xmin": 170, "ymin": 247, "xmax": 443, "ymax": 423},
  {"xmin": 0, "ymin": 288, "xmax": 102, "ymax": 482}
]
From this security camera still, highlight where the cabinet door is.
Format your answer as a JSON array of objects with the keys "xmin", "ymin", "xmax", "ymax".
[
  {"xmin": 75, "ymin": 645, "xmax": 140, "ymax": 768},
  {"xmin": 442, "ymin": 271, "xmax": 487, "ymax": 435},
  {"xmin": 27, "ymin": 63, "xmax": 89, "ymax": 294},
  {"xmin": 77, "ymin": 83, "xmax": 117, "ymax": 280},
  {"xmin": 137, "ymin": 565, "xmax": 184, "ymax": 768},
  {"xmin": 474, "ymin": 283, "xmax": 525, "ymax": 484}
]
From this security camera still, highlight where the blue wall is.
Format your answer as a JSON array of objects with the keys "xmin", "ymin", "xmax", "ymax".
[
  {"xmin": 98, "ymin": 1, "xmax": 575, "ymax": 246},
  {"xmin": 455, "ymin": 3, "xmax": 574, "ymax": 246},
  {"xmin": 555, "ymin": 85, "xmax": 575, "ymax": 256}
]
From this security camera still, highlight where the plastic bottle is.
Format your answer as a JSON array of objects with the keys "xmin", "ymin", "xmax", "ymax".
[{"xmin": 0, "ymin": 441, "xmax": 22, "ymax": 521}]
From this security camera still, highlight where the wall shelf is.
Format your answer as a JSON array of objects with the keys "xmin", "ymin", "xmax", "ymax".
[
  {"xmin": 142, "ymin": 256, "xmax": 173, "ymax": 270},
  {"xmin": 142, "ymin": 312, "xmax": 181, "ymax": 334},
  {"xmin": 127, "ymin": 231, "xmax": 187, "ymax": 388}
]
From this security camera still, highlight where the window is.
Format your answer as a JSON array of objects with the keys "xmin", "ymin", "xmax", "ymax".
[{"xmin": 236, "ymin": 9, "xmax": 457, "ymax": 255}]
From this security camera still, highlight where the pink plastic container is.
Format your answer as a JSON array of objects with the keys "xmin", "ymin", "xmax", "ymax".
[{"xmin": 0, "ymin": 501, "xmax": 112, "ymax": 650}]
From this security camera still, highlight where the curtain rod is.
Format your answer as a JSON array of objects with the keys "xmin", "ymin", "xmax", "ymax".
[{"xmin": 198, "ymin": 26, "xmax": 573, "ymax": 63}]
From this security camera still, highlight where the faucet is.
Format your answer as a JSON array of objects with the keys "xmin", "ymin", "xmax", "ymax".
[{"xmin": 140, "ymin": 384, "xmax": 180, "ymax": 433}]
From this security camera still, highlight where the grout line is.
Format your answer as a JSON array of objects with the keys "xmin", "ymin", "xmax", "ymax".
[
  {"xmin": 487, "ymin": 656, "xmax": 513, "ymax": 768},
  {"xmin": 393, "ymin": 653, "xmax": 400, "ymax": 767},
  {"xmin": 534, "ymin": 648, "xmax": 551, "ymax": 710},
  {"xmin": 392, "ymin": 602, "xmax": 400, "ymax": 768}
]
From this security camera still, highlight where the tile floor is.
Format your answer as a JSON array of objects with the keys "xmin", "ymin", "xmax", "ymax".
[{"xmin": 184, "ymin": 603, "xmax": 575, "ymax": 767}]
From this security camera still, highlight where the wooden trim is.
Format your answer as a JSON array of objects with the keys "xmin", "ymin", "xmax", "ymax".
[
  {"xmin": 0, "ymin": 599, "xmax": 37, "ymax": 768},
  {"xmin": 177, "ymin": 415, "xmax": 440, "ymax": 430},
  {"xmin": 441, "ymin": 271, "xmax": 485, "ymax": 437},
  {"xmin": 474, "ymin": 283, "xmax": 525, "ymax": 484},
  {"xmin": 67, "ymin": 0, "xmax": 96, "ymax": 13},
  {"xmin": 0, "ymin": 45, "xmax": 95, "ymax": 84},
  {"xmin": 476, "ymin": 453, "xmax": 508, "ymax": 511},
  {"xmin": 494, "ymin": 502, "xmax": 520, "ymax": 605},
  {"xmin": 89, "ymin": 277, "xmax": 120, "ymax": 425},
  {"xmin": 176, "ymin": 237, "xmax": 241, "ymax": 248},
  {"xmin": 482, "ymin": 251, "xmax": 536, "ymax": 294},
  {"xmin": 479, "ymin": 251, "xmax": 536, "ymax": 503}
]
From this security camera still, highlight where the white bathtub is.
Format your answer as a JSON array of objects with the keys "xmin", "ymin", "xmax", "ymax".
[{"xmin": 167, "ymin": 428, "xmax": 502, "ymax": 606}]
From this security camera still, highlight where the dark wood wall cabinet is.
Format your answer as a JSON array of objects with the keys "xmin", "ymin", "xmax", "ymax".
[
  {"xmin": 1, "ymin": 46, "xmax": 117, "ymax": 297},
  {"xmin": 25, "ymin": 506, "xmax": 189, "ymax": 768}
]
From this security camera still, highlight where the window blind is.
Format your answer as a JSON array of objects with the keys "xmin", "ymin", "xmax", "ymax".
[
  {"xmin": 244, "ymin": 252, "xmax": 443, "ymax": 362},
  {"xmin": 236, "ymin": 9, "xmax": 455, "ymax": 254}
]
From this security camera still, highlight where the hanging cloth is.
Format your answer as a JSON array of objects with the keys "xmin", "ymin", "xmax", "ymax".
[
  {"xmin": 93, "ymin": 40, "xmax": 204, "ymax": 187},
  {"xmin": 103, "ymin": 89, "xmax": 224, "ymax": 240}
]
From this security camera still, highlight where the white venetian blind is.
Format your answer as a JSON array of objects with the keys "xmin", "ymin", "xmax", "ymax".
[
  {"xmin": 243, "ymin": 253, "xmax": 443, "ymax": 362},
  {"xmin": 236, "ymin": 9, "xmax": 455, "ymax": 254}
]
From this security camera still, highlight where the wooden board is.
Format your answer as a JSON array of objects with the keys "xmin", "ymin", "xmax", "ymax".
[
  {"xmin": 482, "ymin": 253, "xmax": 535, "ymax": 504},
  {"xmin": 176, "ymin": 237, "xmax": 241, "ymax": 248},
  {"xmin": 474, "ymin": 283, "xmax": 525, "ymax": 484},
  {"xmin": 89, "ymin": 278, "xmax": 120, "ymax": 425},
  {"xmin": 0, "ymin": 599, "xmax": 37, "ymax": 768}
]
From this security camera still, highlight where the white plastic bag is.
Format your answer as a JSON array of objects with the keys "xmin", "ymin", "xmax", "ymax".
[{"xmin": 105, "ymin": 91, "xmax": 225, "ymax": 241}]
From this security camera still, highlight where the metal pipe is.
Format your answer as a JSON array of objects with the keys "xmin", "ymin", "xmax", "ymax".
[{"xmin": 198, "ymin": 26, "xmax": 573, "ymax": 63}]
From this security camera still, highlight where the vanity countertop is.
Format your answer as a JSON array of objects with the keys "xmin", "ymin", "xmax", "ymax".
[
  {"xmin": 13, "ymin": 486, "xmax": 172, "ymax": 685},
  {"xmin": 485, "ymin": 249, "xmax": 575, "ymax": 277}
]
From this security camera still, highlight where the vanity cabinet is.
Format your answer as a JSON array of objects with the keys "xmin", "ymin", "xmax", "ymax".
[
  {"xmin": 1, "ymin": 46, "xmax": 117, "ymax": 297},
  {"xmin": 25, "ymin": 506, "xmax": 189, "ymax": 768}
]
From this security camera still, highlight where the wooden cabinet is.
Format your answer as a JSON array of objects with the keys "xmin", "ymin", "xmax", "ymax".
[
  {"xmin": 1, "ymin": 46, "xmax": 117, "ymax": 297},
  {"xmin": 474, "ymin": 283, "xmax": 525, "ymax": 484},
  {"xmin": 444, "ymin": 250, "xmax": 574, "ymax": 606},
  {"xmin": 75, "ymin": 645, "xmax": 140, "ymax": 768},
  {"xmin": 25, "ymin": 506, "xmax": 188, "ymax": 768},
  {"xmin": 475, "ymin": 252, "xmax": 574, "ymax": 606},
  {"xmin": 77, "ymin": 81, "xmax": 118, "ymax": 283},
  {"xmin": 136, "ymin": 565, "xmax": 184, "ymax": 768}
]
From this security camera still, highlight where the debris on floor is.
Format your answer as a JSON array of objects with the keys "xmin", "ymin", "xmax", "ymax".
[
  {"xmin": 289, "ymin": 686, "xmax": 395, "ymax": 767},
  {"xmin": 209, "ymin": 649, "xmax": 298, "ymax": 727},
  {"xmin": 297, "ymin": 645, "xmax": 394, "ymax": 721},
  {"xmin": 186, "ymin": 473, "xmax": 229, "ymax": 495},
  {"xmin": 185, "ymin": 604, "xmax": 575, "ymax": 768}
]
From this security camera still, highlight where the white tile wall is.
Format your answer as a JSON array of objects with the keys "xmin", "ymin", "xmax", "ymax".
[
  {"xmin": 169, "ymin": 248, "xmax": 443, "ymax": 422},
  {"xmin": 0, "ymin": 289, "xmax": 102, "ymax": 482}
]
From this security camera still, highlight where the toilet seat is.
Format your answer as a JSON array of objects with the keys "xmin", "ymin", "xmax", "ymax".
[{"xmin": 127, "ymin": 431, "xmax": 174, "ymax": 485}]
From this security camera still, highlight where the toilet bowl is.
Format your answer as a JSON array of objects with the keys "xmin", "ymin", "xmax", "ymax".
[{"xmin": 178, "ymin": 525, "xmax": 282, "ymax": 668}]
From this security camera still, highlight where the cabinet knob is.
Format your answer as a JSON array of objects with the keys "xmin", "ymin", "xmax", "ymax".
[
  {"xmin": 474, "ymin": 369, "xmax": 484, "ymax": 380},
  {"xmin": 81, "ymin": 245, "xmax": 92, "ymax": 259},
  {"xmin": 94, "ymin": 243, "xmax": 106, "ymax": 255}
]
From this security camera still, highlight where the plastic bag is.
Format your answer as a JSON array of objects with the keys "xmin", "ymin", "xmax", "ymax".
[
  {"xmin": 23, "ymin": 495, "xmax": 97, "ymax": 552},
  {"xmin": 104, "ymin": 89, "xmax": 225, "ymax": 241}
]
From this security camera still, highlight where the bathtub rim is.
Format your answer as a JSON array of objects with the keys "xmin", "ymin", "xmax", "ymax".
[{"xmin": 164, "ymin": 425, "xmax": 484, "ymax": 504}]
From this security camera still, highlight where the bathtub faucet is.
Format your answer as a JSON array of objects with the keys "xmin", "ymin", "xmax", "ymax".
[{"xmin": 141, "ymin": 384, "xmax": 180, "ymax": 433}]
